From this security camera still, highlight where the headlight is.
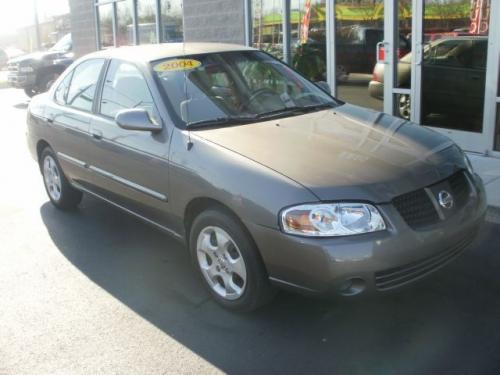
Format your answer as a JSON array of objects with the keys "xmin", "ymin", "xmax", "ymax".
[
  {"xmin": 19, "ymin": 66, "xmax": 34, "ymax": 73},
  {"xmin": 281, "ymin": 203, "xmax": 386, "ymax": 237},
  {"xmin": 463, "ymin": 153, "xmax": 474, "ymax": 175}
]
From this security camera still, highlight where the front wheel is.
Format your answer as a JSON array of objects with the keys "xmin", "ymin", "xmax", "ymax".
[
  {"xmin": 24, "ymin": 87, "xmax": 37, "ymax": 97},
  {"xmin": 40, "ymin": 147, "xmax": 82, "ymax": 210},
  {"xmin": 189, "ymin": 209, "xmax": 275, "ymax": 311}
]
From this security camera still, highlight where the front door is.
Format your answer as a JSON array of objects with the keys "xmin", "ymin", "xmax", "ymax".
[{"xmin": 86, "ymin": 59, "xmax": 173, "ymax": 229}]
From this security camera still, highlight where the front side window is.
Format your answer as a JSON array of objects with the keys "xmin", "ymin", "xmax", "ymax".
[
  {"xmin": 100, "ymin": 60, "xmax": 157, "ymax": 120},
  {"xmin": 66, "ymin": 59, "xmax": 105, "ymax": 112},
  {"xmin": 152, "ymin": 51, "xmax": 338, "ymax": 126}
]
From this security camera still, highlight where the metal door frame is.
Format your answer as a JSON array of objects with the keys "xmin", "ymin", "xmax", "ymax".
[{"xmin": 407, "ymin": 0, "xmax": 498, "ymax": 154}]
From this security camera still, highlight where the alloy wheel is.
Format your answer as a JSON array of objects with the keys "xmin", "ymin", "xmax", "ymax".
[
  {"xmin": 398, "ymin": 94, "xmax": 411, "ymax": 120},
  {"xmin": 43, "ymin": 155, "xmax": 62, "ymax": 201},
  {"xmin": 196, "ymin": 226, "xmax": 247, "ymax": 300}
]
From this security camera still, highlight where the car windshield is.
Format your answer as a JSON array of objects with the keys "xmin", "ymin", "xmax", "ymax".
[
  {"xmin": 152, "ymin": 50, "xmax": 339, "ymax": 127},
  {"xmin": 50, "ymin": 34, "xmax": 72, "ymax": 52}
]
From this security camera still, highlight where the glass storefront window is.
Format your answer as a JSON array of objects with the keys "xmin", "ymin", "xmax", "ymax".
[
  {"xmin": 335, "ymin": 0, "xmax": 385, "ymax": 112},
  {"xmin": 138, "ymin": 0, "xmax": 157, "ymax": 44},
  {"xmin": 496, "ymin": 104, "xmax": 500, "ymax": 151},
  {"xmin": 98, "ymin": 3, "xmax": 114, "ymax": 48},
  {"xmin": 252, "ymin": 0, "xmax": 283, "ymax": 60},
  {"xmin": 116, "ymin": 0, "xmax": 134, "ymax": 46},
  {"xmin": 290, "ymin": 0, "xmax": 326, "ymax": 82},
  {"xmin": 421, "ymin": 0, "xmax": 489, "ymax": 133},
  {"xmin": 161, "ymin": 0, "xmax": 184, "ymax": 42}
]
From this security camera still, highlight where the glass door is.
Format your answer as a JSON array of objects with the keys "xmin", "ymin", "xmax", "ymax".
[{"xmin": 412, "ymin": 0, "xmax": 493, "ymax": 153}]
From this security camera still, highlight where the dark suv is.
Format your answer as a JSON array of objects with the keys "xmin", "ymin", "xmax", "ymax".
[{"xmin": 7, "ymin": 34, "xmax": 73, "ymax": 97}]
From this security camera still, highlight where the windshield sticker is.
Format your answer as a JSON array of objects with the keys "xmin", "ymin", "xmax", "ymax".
[{"xmin": 154, "ymin": 59, "xmax": 202, "ymax": 72}]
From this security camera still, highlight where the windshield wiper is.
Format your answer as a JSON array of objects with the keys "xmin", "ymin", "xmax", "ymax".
[
  {"xmin": 256, "ymin": 103, "xmax": 336, "ymax": 120},
  {"xmin": 187, "ymin": 116, "xmax": 258, "ymax": 129}
]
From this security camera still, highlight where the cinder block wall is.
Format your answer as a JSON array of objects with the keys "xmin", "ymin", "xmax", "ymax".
[
  {"xmin": 183, "ymin": 0, "xmax": 246, "ymax": 45},
  {"xmin": 69, "ymin": 0, "xmax": 97, "ymax": 57}
]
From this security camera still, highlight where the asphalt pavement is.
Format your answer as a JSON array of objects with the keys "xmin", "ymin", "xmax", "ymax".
[{"xmin": 1, "ymin": 87, "xmax": 500, "ymax": 374}]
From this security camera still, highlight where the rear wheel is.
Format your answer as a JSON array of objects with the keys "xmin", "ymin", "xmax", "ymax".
[
  {"xmin": 40, "ymin": 147, "xmax": 82, "ymax": 210},
  {"xmin": 189, "ymin": 209, "xmax": 274, "ymax": 311}
]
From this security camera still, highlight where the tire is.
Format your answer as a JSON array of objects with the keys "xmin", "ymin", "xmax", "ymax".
[
  {"xmin": 398, "ymin": 94, "xmax": 411, "ymax": 120},
  {"xmin": 189, "ymin": 208, "xmax": 275, "ymax": 312},
  {"xmin": 40, "ymin": 147, "xmax": 83, "ymax": 210},
  {"xmin": 24, "ymin": 87, "xmax": 37, "ymax": 98},
  {"xmin": 38, "ymin": 72, "xmax": 60, "ymax": 93}
]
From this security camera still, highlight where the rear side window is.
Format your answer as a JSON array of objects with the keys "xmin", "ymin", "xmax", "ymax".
[
  {"xmin": 100, "ymin": 60, "xmax": 157, "ymax": 120},
  {"xmin": 66, "ymin": 59, "xmax": 105, "ymax": 112},
  {"xmin": 54, "ymin": 71, "xmax": 73, "ymax": 105}
]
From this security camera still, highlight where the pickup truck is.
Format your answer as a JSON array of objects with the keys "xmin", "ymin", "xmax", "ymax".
[
  {"xmin": 294, "ymin": 26, "xmax": 410, "ymax": 80},
  {"xmin": 7, "ymin": 34, "xmax": 73, "ymax": 97}
]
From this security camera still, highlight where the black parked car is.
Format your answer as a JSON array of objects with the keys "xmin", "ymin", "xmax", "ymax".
[
  {"xmin": 369, "ymin": 36, "xmax": 487, "ymax": 129},
  {"xmin": 7, "ymin": 34, "xmax": 73, "ymax": 97}
]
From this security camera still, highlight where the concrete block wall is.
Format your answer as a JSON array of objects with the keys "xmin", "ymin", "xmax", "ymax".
[
  {"xmin": 69, "ymin": 0, "xmax": 98, "ymax": 57},
  {"xmin": 183, "ymin": 0, "xmax": 246, "ymax": 45}
]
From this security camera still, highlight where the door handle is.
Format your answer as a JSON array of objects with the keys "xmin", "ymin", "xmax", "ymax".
[
  {"xmin": 91, "ymin": 129, "xmax": 103, "ymax": 140},
  {"xmin": 46, "ymin": 115, "xmax": 54, "ymax": 124}
]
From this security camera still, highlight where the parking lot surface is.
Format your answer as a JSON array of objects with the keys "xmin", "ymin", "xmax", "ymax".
[{"xmin": 1, "ymin": 88, "xmax": 500, "ymax": 374}]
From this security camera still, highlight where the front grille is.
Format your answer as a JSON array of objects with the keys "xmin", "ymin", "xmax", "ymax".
[
  {"xmin": 448, "ymin": 171, "xmax": 469, "ymax": 208},
  {"xmin": 374, "ymin": 233, "xmax": 475, "ymax": 291},
  {"xmin": 7, "ymin": 63, "xmax": 18, "ymax": 72},
  {"xmin": 392, "ymin": 188, "xmax": 439, "ymax": 228},
  {"xmin": 392, "ymin": 171, "xmax": 471, "ymax": 229}
]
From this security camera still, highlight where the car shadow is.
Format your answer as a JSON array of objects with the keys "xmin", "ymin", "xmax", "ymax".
[
  {"xmin": 40, "ymin": 197, "xmax": 500, "ymax": 374},
  {"xmin": 13, "ymin": 101, "xmax": 29, "ymax": 109}
]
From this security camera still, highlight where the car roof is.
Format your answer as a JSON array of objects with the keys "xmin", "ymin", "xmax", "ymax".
[{"xmin": 85, "ymin": 43, "xmax": 256, "ymax": 63}]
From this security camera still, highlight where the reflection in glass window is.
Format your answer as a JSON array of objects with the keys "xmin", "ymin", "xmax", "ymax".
[
  {"xmin": 335, "ymin": 0, "xmax": 385, "ymax": 112},
  {"xmin": 290, "ymin": 0, "xmax": 326, "ymax": 82},
  {"xmin": 66, "ymin": 59, "xmax": 105, "ymax": 112},
  {"xmin": 98, "ymin": 3, "xmax": 114, "ymax": 48},
  {"xmin": 138, "ymin": 0, "xmax": 158, "ymax": 44},
  {"xmin": 252, "ymin": 0, "xmax": 283, "ymax": 60},
  {"xmin": 117, "ymin": 0, "xmax": 134, "ymax": 46},
  {"xmin": 496, "ymin": 105, "xmax": 500, "ymax": 151},
  {"xmin": 54, "ymin": 72, "xmax": 73, "ymax": 105},
  {"xmin": 161, "ymin": 0, "xmax": 184, "ymax": 42},
  {"xmin": 421, "ymin": 0, "xmax": 489, "ymax": 133},
  {"xmin": 100, "ymin": 61, "xmax": 156, "ymax": 120}
]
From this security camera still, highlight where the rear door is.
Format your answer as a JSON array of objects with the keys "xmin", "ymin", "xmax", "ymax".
[
  {"xmin": 44, "ymin": 58, "xmax": 106, "ymax": 187},
  {"xmin": 85, "ymin": 59, "xmax": 173, "ymax": 227}
]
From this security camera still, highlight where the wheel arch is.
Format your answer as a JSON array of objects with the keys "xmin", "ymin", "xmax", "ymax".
[
  {"xmin": 36, "ymin": 139, "xmax": 51, "ymax": 168},
  {"xmin": 183, "ymin": 197, "xmax": 269, "ymax": 274}
]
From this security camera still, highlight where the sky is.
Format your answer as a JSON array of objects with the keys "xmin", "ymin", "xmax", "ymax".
[{"xmin": 0, "ymin": 0, "xmax": 69, "ymax": 36}]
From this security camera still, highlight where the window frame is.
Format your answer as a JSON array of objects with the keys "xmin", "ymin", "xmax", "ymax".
[
  {"xmin": 95, "ymin": 58, "xmax": 162, "ymax": 124},
  {"xmin": 52, "ymin": 58, "xmax": 107, "ymax": 114}
]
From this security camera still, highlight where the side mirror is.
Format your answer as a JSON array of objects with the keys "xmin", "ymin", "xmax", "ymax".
[
  {"xmin": 115, "ymin": 108, "xmax": 161, "ymax": 132},
  {"xmin": 315, "ymin": 81, "xmax": 331, "ymax": 94}
]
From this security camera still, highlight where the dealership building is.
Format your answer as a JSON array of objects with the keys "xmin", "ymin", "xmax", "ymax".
[{"xmin": 69, "ymin": 0, "xmax": 500, "ymax": 206}]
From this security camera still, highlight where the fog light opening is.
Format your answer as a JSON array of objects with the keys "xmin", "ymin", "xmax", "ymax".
[{"xmin": 339, "ymin": 278, "xmax": 366, "ymax": 296}]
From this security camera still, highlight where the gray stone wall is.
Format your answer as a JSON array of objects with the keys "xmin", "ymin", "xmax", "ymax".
[
  {"xmin": 183, "ymin": 0, "xmax": 246, "ymax": 45},
  {"xmin": 69, "ymin": 0, "xmax": 98, "ymax": 57}
]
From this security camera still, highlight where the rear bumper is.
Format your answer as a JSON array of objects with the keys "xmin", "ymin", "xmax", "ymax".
[{"xmin": 248, "ymin": 173, "xmax": 487, "ymax": 297}]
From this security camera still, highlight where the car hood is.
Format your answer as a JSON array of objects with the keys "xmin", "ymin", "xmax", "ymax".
[
  {"xmin": 8, "ymin": 50, "xmax": 65, "ymax": 64},
  {"xmin": 193, "ymin": 104, "xmax": 465, "ymax": 203}
]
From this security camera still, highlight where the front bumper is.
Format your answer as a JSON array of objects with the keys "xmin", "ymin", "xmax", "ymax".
[
  {"xmin": 8, "ymin": 72, "xmax": 36, "ymax": 89},
  {"xmin": 248, "ymin": 173, "xmax": 487, "ymax": 296}
]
